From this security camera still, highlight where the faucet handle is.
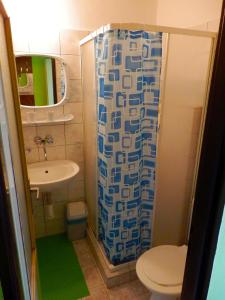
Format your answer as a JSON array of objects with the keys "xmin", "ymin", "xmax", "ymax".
[
  {"xmin": 34, "ymin": 135, "xmax": 54, "ymax": 145},
  {"xmin": 45, "ymin": 135, "xmax": 54, "ymax": 144},
  {"xmin": 34, "ymin": 136, "xmax": 43, "ymax": 145}
]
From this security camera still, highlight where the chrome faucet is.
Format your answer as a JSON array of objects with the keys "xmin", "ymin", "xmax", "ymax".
[
  {"xmin": 34, "ymin": 135, "xmax": 54, "ymax": 160},
  {"xmin": 43, "ymin": 145, "xmax": 47, "ymax": 161}
]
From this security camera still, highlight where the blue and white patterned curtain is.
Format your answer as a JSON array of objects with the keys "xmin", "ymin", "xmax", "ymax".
[{"xmin": 95, "ymin": 29, "xmax": 162, "ymax": 265}]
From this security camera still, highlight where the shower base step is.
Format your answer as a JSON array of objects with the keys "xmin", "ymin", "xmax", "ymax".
[{"xmin": 87, "ymin": 227, "xmax": 137, "ymax": 288}]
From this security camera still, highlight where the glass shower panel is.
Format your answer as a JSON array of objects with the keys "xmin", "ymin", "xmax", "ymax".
[
  {"xmin": 153, "ymin": 34, "xmax": 213, "ymax": 246},
  {"xmin": 0, "ymin": 69, "xmax": 31, "ymax": 299}
]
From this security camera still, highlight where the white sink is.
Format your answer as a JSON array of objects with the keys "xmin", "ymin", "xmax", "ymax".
[{"xmin": 28, "ymin": 160, "xmax": 79, "ymax": 192}]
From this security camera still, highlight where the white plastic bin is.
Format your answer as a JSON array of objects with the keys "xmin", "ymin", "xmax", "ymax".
[{"xmin": 66, "ymin": 201, "xmax": 87, "ymax": 241}]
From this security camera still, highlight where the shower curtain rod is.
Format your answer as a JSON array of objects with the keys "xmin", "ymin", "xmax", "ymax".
[{"xmin": 80, "ymin": 23, "xmax": 216, "ymax": 46}]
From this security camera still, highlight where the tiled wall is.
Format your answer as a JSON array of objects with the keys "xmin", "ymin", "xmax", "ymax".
[{"xmin": 13, "ymin": 29, "xmax": 89, "ymax": 237}]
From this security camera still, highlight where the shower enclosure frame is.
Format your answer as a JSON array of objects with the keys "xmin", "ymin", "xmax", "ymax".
[{"xmin": 80, "ymin": 23, "xmax": 217, "ymax": 273}]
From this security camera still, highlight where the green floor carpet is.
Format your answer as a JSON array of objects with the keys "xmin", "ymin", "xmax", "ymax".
[{"xmin": 37, "ymin": 234, "xmax": 89, "ymax": 300}]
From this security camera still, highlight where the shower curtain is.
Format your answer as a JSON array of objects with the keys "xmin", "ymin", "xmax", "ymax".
[{"xmin": 95, "ymin": 29, "xmax": 162, "ymax": 265}]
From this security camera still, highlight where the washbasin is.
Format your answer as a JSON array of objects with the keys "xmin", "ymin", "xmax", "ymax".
[{"xmin": 28, "ymin": 160, "xmax": 79, "ymax": 192}]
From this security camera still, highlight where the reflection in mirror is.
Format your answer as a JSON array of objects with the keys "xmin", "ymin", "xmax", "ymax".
[{"xmin": 16, "ymin": 55, "xmax": 66, "ymax": 107}]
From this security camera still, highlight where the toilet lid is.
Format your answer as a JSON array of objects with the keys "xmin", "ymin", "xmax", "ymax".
[{"xmin": 141, "ymin": 245, "xmax": 187, "ymax": 286}]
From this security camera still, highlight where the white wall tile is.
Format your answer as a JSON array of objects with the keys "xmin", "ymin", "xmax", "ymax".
[
  {"xmin": 29, "ymin": 30, "xmax": 60, "ymax": 54},
  {"xmin": 34, "ymin": 216, "xmax": 46, "ymax": 238},
  {"xmin": 12, "ymin": 26, "xmax": 30, "ymax": 52},
  {"xmin": 65, "ymin": 124, "xmax": 84, "ymax": 144},
  {"xmin": 33, "ymin": 205, "xmax": 44, "ymax": 218},
  {"xmin": 23, "ymin": 126, "xmax": 37, "ymax": 148},
  {"xmin": 13, "ymin": 39, "xmax": 30, "ymax": 53},
  {"xmin": 49, "ymin": 106, "xmax": 64, "ymax": 119},
  {"xmin": 37, "ymin": 125, "xmax": 65, "ymax": 146},
  {"xmin": 66, "ymin": 143, "xmax": 84, "ymax": 162},
  {"xmin": 25, "ymin": 147, "xmax": 39, "ymax": 164},
  {"xmin": 75, "ymin": 162, "xmax": 84, "ymax": 181},
  {"xmin": 53, "ymin": 202, "xmax": 66, "ymax": 219},
  {"xmin": 51, "ymin": 185, "xmax": 68, "ymax": 202},
  {"xmin": 62, "ymin": 55, "xmax": 81, "ymax": 79},
  {"xmin": 60, "ymin": 30, "xmax": 90, "ymax": 55},
  {"xmin": 60, "ymin": 29, "xmax": 80, "ymax": 55},
  {"xmin": 46, "ymin": 218, "xmax": 65, "ymax": 235},
  {"xmin": 20, "ymin": 108, "xmax": 35, "ymax": 122},
  {"xmin": 32, "ymin": 193, "xmax": 43, "ymax": 208},
  {"xmin": 68, "ymin": 79, "xmax": 83, "ymax": 102},
  {"xmin": 39, "ymin": 145, "xmax": 66, "ymax": 161},
  {"xmin": 64, "ymin": 102, "xmax": 83, "ymax": 123},
  {"xmin": 68, "ymin": 179, "xmax": 85, "ymax": 202},
  {"xmin": 33, "ymin": 109, "xmax": 48, "ymax": 122}
]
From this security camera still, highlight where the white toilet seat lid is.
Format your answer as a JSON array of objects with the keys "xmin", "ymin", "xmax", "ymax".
[{"xmin": 141, "ymin": 245, "xmax": 187, "ymax": 287}]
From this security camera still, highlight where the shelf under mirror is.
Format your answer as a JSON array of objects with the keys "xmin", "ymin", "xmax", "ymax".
[{"xmin": 22, "ymin": 113, "xmax": 74, "ymax": 126}]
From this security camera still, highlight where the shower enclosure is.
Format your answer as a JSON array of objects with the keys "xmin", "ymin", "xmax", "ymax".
[{"xmin": 81, "ymin": 24, "xmax": 216, "ymax": 268}]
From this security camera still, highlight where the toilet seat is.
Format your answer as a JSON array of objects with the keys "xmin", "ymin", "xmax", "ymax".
[
  {"xmin": 142, "ymin": 245, "xmax": 187, "ymax": 286},
  {"xmin": 136, "ymin": 245, "xmax": 188, "ymax": 296}
]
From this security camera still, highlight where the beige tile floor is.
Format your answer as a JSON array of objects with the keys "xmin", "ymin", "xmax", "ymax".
[{"xmin": 74, "ymin": 239, "xmax": 150, "ymax": 300}]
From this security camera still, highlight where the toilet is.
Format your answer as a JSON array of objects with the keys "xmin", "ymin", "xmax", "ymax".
[{"xmin": 136, "ymin": 245, "xmax": 188, "ymax": 300}]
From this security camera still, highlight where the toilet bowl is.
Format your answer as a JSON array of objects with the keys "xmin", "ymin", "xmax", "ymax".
[{"xmin": 136, "ymin": 245, "xmax": 188, "ymax": 300}]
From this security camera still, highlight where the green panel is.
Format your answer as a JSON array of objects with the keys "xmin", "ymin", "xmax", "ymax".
[
  {"xmin": 45, "ymin": 59, "xmax": 54, "ymax": 105},
  {"xmin": 18, "ymin": 73, "xmax": 28, "ymax": 87},
  {"xmin": 32, "ymin": 57, "xmax": 48, "ymax": 106},
  {"xmin": 37, "ymin": 234, "xmax": 89, "ymax": 300},
  {"xmin": 207, "ymin": 205, "xmax": 225, "ymax": 300}
]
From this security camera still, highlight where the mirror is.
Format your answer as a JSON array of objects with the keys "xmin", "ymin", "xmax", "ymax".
[{"xmin": 15, "ymin": 54, "xmax": 67, "ymax": 108}]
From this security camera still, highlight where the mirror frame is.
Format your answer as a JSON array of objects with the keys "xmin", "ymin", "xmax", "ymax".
[{"xmin": 16, "ymin": 53, "xmax": 68, "ymax": 109}]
